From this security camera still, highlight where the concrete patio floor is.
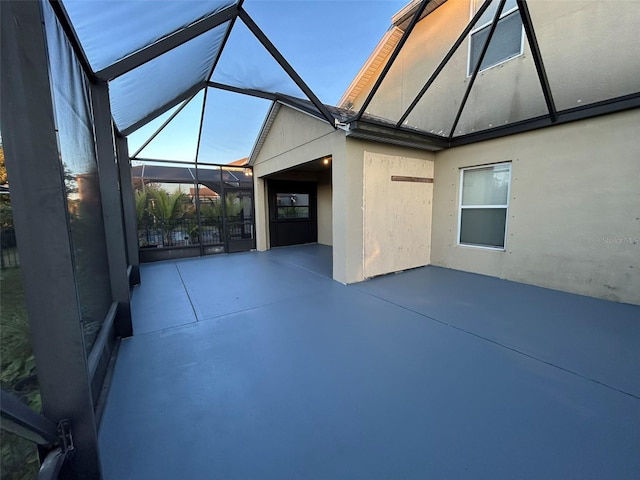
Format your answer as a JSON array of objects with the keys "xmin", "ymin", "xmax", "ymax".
[{"xmin": 99, "ymin": 244, "xmax": 640, "ymax": 479}]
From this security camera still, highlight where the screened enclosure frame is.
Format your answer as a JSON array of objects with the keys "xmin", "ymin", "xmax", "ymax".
[
  {"xmin": 49, "ymin": 0, "xmax": 640, "ymax": 160},
  {"xmin": 2, "ymin": 2, "xmax": 640, "ymax": 478},
  {"xmin": 49, "ymin": 0, "xmax": 337, "ymax": 140},
  {"xmin": 347, "ymin": 0, "xmax": 640, "ymax": 149}
]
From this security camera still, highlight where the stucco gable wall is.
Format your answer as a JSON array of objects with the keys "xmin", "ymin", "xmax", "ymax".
[
  {"xmin": 350, "ymin": 0, "xmax": 640, "ymax": 136},
  {"xmin": 356, "ymin": 0, "xmax": 470, "ymax": 121},
  {"xmin": 253, "ymin": 106, "xmax": 335, "ymax": 174}
]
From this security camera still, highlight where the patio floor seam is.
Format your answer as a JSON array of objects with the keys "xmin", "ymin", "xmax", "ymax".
[
  {"xmin": 173, "ymin": 260, "xmax": 199, "ymax": 322},
  {"xmin": 360, "ymin": 289, "xmax": 640, "ymax": 400},
  {"xmin": 195, "ymin": 299, "xmax": 292, "ymax": 323},
  {"xmin": 127, "ymin": 317, "xmax": 199, "ymax": 339},
  {"xmin": 267, "ymin": 257, "xmax": 331, "ymax": 279}
]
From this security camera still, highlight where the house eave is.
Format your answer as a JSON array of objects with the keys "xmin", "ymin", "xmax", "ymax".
[
  {"xmin": 391, "ymin": 0, "xmax": 449, "ymax": 30},
  {"xmin": 346, "ymin": 119, "xmax": 447, "ymax": 152}
]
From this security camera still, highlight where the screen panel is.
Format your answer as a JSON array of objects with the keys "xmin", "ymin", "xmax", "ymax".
[{"xmin": 62, "ymin": 0, "xmax": 237, "ymax": 72}]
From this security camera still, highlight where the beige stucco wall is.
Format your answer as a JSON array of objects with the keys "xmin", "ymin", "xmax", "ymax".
[
  {"xmin": 352, "ymin": 0, "xmax": 640, "ymax": 136},
  {"xmin": 252, "ymin": 106, "xmax": 434, "ymax": 283},
  {"xmin": 432, "ymin": 109, "xmax": 640, "ymax": 305},
  {"xmin": 253, "ymin": 106, "xmax": 337, "ymax": 176},
  {"xmin": 252, "ymin": 106, "xmax": 345, "ymax": 252},
  {"xmin": 363, "ymin": 152, "xmax": 434, "ymax": 278},
  {"xmin": 317, "ymin": 170, "xmax": 332, "ymax": 246}
]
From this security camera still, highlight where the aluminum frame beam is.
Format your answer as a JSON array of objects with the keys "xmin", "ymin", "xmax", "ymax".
[
  {"xmin": 238, "ymin": 8, "xmax": 336, "ymax": 128},
  {"xmin": 91, "ymin": 81, "xmax": 133, "ymax": 338},
  {"xmin": 206, "ymin": 2, "xmax": 244, "ymax": 82},
  {"xmin": 451, "ymin": 92, "xmax": 640, "ymax": 147},
  {"xmin": 449, "ymin": 0, "xmax": 507, "ymax": 140},
  {"xmin": 353, "ymin": 0, "xmax": 432, "ymax": 123},
  {"xmin": 116, "ymin": 136, "xmax": 141, "ymax": 286},
  {"xmin": 121, "ymin": 82, "xmax": 206, "ymax": 137},
  {"xmin": 516, "ymin": 0, "xmax": 557, "ymax": 122},
  {"xmin": 131, "ymin": 94, "xmax": 199, "ymax": 158},
  {"xmin": 1, "ymin": 390, "xmax": 59, "ymax": 446},
  {"xmin": 1, "ymin": 2, "xmax": 103, "ymax": 477},
  {"xmin": 96, "ymin": 4, "xmax": 238, "ymax": 80},
  {"xmin": 396, "ymin": 0, "xmax": 495, "ymax": 128},
  {"xmin": 48, "ymin": 0, "xmax": 95, "ymax": 82},
  {"xmin": 208, "ymin": 82, "xmax": 278, "ymax": 101}
]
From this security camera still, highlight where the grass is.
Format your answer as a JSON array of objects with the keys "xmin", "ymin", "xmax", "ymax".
[
  {"xmin": 1, "ymin": 267, "xmax": 41, "ymax": 480},
  {"xmin": 1, "ymin": 267, "xmax": 26, "ymax": 313}
]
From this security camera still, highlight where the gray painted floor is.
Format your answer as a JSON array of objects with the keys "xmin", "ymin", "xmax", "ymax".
[{"xmin": 100, "ymin": 245, "xmax": 640, "ymax": 479}]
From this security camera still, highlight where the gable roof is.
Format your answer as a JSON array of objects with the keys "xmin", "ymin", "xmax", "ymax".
[
  {"xmin": 391, "ymin": 0, "xmax": 448, "ymax": 30},
  {"xmin": 227, "ymin": 157, "xmax": 249, "ymax": 166},
  {"xmin": 338, "ymin": 0, "xmax": 449, "ymax": 109},
  {"xmin": 248, "ymin": 96, "xmax": 446, "ymax": 164},
  {"xmin": 337, "ymin": 27, "xmax": 404, "ymax": 110}
]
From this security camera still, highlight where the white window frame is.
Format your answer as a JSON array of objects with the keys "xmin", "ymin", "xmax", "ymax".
[
  {"xmin": 457, "ymin": 162, "xmax": 511, "ymax": 251},
  {"xmin": 467, "ymin": 0, "xmax": 524, "ymax": 76}
]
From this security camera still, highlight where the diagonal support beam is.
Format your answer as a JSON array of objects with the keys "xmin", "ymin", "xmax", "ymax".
[
  {"xmin": 97, "ymin": 4, "xmax": 238, "ymax": 81},
  {"xmin": 208, "ymin": 81, "xmax": 278, "ymax": 101},
  {"xmin": 207, "ymin": 7, "xmax": 240, "ymax": 82},
  {"xmin": 1, "ymin": 389, "xmax": 59, "ymax": 446},
  {"xmin": 516, "ymin": 0, "xmax": 557, "ymax": 122},
  {"xmin": 131, "ymin": 93, "xmax": 198, "ymax": 158},
  {"xmin": 396, "ymin": 0, "xmax": 495, "ymax": 128},
  {"xmin": 449, "ymin": 0, "xmax": 506, "ymax": 140},
  {"xmin": 49, "ymin": 0, "xmax": 96, "ymax": 82},
  {"xmin": 353, "ymin": 0, "xmax": 431, "ymax": 123},
  {"xmin": 238, "ymin": 8, "xmax": 336, "ymax": 128},
  {"xmin": 451, "ymin": 92, "xmax": 640, "ymax": 147},
  {"xmin": 120, "ymin": 82, "xmax": 206, "ymax": 136}
]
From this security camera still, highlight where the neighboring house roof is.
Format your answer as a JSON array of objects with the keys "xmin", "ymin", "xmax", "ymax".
[
  {"xmin": 338, "ymin": 0, "xmax": 448, "ymax": 109},
  {"xmin": 227, "ymin": 157, "xmax": 249, "ymax": 166},
  {"xmin": 189, "ymin": 187, "xmax": 219, "ymax": 198}
]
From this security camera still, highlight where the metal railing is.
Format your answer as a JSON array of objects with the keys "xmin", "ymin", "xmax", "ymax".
[
  {"xmin": 138, "ymin": 215, "xmax": 254, "ymax": 249},
  {"xmin": 138, "ymin": 217, "xmax": 224, "ymax": 248}
]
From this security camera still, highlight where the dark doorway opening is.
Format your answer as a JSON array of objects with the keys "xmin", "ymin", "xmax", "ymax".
[{"xmin": 268, "ymin": 181, "xmax": 317, "ymax": 247}]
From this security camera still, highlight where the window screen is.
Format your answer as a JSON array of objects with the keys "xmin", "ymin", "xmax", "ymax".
[
  {"xmin": 469, "ymin": 8, "xmax": 523, "ymax": 74},
  {"xmin": 459, "ymin": 163, "xmax": 511, "ymax": 249}
]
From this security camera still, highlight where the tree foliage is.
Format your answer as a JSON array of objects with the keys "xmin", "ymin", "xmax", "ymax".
[
  {"xmin": 0, "ymin": 145, "xmax": 7, "ymax": 185},
  {"xmin": 199, "ymin": 196, "xmax": 243, "ymax": 225},
  {"xmin": 136, "ymin": 186, "xmax": 193, "ymax": 246}
]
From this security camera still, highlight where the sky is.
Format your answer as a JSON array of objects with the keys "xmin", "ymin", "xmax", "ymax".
[{"xmin": 128, "ymin": 0, "xmax": 408, "ymax": 164}]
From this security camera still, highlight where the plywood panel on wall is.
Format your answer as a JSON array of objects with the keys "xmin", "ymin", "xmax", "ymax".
[{"xmin": 363, "ymin": 152, "xmax": 433, "ymax": 278}]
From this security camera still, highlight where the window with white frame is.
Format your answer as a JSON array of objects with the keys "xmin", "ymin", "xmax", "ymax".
[
  {"xmin": 459, "ymin": 163, "xmax": 511, "ymax": 249},
  {"xmin": 468, "ymin": 0, "xmax": 523, "ymax": 75}
]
